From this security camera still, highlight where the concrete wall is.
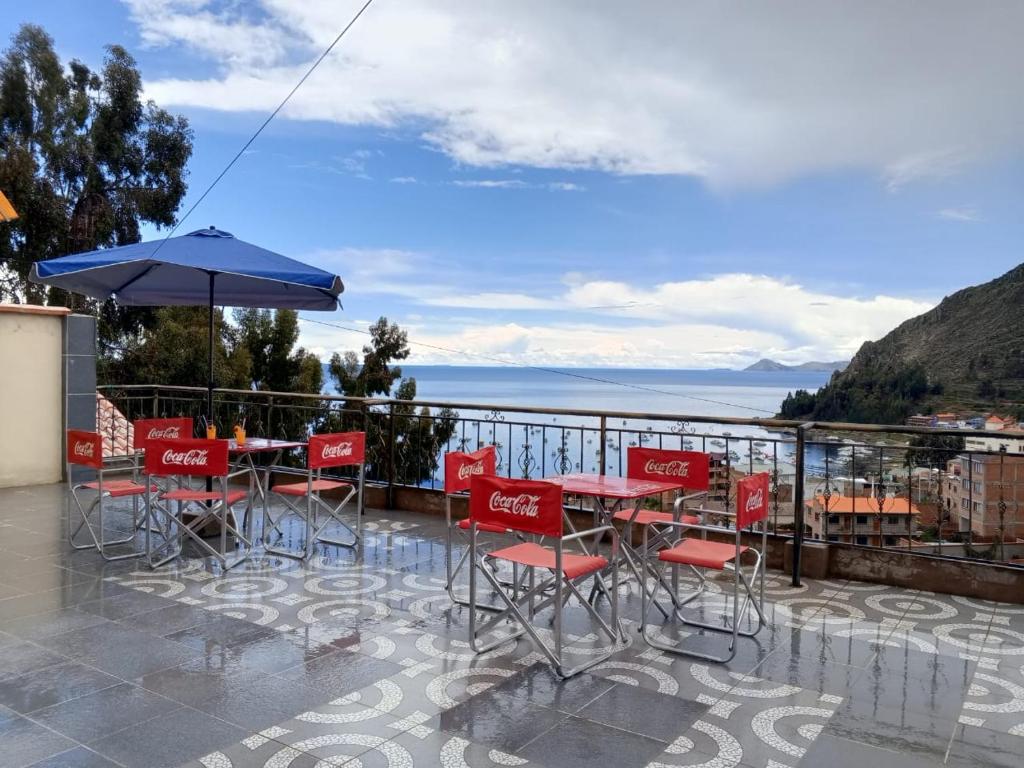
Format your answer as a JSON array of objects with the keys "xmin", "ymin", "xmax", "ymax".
[{"xmin": 0, "ymin": 305, "xmax": 71, "ymax": 487}]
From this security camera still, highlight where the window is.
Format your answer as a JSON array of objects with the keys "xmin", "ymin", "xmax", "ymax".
[
  {"xmin": 973, "ymin": 481, "xmax": 982, "ymax": 493},
  {"xmin": 887, "ymin": 515, "xmax": 902, "ymax": 525},
  {"xmin": 884, "ymin": 536, "xmax": 898, "ymax": 546},
  {"xmin": 962, "ymin": 499, "xmax": 968, "ymax": 509},
  {"xmin": 855, "ymin": 515, "xmax": 868, "ymax": 525},
  {"xmin": 973, "ymin": 461, "xmax": 983, "ymax": 473},
  {"xmin": 828, "ymin": 514, "xmax": 840, "ymax": 525},
  {"xmin": 855, "ymin": 535, "xmax": 869, "ymax": 545},
  {"xmin": 827, "ymin": 535, "xmax": 839, "ymax": 542},
  {"xmin": 962, "ymin": 479, "xmax": 970, "ymax": 490}
]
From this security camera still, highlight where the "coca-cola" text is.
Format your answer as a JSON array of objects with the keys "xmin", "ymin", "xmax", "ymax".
[
  {"xmin": 73, "ymin": 441, "xmax": 95, "ymax": 458},
  {"xmin": 321, "ymin": 442, "xmax": 353, "ymax": 460},
  {"xmin": 147, "ymin": 427, "xmax": 181, "ymax": 440},
  {"xmin": 744, "ymin": 488, "xmax": 765, "ymax": 512},
  {"xmin": 161, "ymin": 449, "xmax": 209, "ymax": 467},
  {"xmin": 644, "ymin": 459, "xmax": 689, "ymax": 477},
  {"xmin": 458, "ymin": 461, "xmax": 485, "ymax": 480},
  {"xmin": 488, "ymin": 491, "xmax": 541, "ymax": 518}
]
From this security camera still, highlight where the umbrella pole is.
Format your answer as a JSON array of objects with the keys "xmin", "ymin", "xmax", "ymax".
[
  {"xmin": 208, "ymin": 272, "xmax": 215, "ymax": 427},
  {"xmin": 207, "ymin": 273, "xmax": 215, "ymax": 497}
]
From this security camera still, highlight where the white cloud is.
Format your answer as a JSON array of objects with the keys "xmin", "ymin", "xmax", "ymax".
[
  {"xmin": 298, "ymin": 262, "xmax": 935, "ymax": 366},
  {"xmin": 125, "ymin": 0, "xmax": 1024, "ymax": 188},
  {"xmin": 937, "ymin": 207, "xmax": 982, "ymax": 222},
  {"xmin": 451, "ymin": 179, "xmax": 529, "ymax": 189},
  {"xmin": 389, "ymin": 176, "xmax": 418, "ymax": 184},
  {"xmin": 450, "ymin": 179, "xmax": 585, "ymax": 191}
]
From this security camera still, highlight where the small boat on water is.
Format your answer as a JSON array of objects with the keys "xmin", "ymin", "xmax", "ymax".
[{"xmin": 710, "ymin": 439, "xmax": 726, "ymax": 448}]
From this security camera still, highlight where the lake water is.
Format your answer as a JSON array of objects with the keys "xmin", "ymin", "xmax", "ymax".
[{"xmin": 322, "ymin": 364, "xmax": 829, "ymax": 419}]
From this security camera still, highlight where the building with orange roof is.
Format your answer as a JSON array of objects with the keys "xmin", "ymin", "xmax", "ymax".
[{"xmin": 805, "ymin": 492, "xmax": 920, "ymax": 546}]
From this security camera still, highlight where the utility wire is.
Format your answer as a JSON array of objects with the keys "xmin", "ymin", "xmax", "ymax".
[
  {"xmin": 300, "ymin": 315, "xmax": 777, "ymax": 414},
  {"xmin": 147, "ymin": 0, "xmax": 376, "ymax": 259}
]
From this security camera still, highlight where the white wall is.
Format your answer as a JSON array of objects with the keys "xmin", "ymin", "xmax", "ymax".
[{"xmin": 0, "ymin": 305, "xmax": 69, "ymax": 487}]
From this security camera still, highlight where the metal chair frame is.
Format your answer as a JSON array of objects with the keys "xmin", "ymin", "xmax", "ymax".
[
  {"xmin": 66, "ymin": 430, "xmax": 149, "ymax": 561},
  {"xmin": 263, "ymin": 467, "xmax": 364, "ymax": 559},
  {"xmin": 263, "ymin": 433, "xmax": 366, "ymax": 560},
  {"xmin": 466, "ymin": 476, "xmax": 621, "ymax": 678},
  {"xmin": 143, "ymin": 439, "xmax": 253, "ymax": 571},
  {"xmin": 640, "ymin": 509, "xmax": 768, "ymax": 663}
]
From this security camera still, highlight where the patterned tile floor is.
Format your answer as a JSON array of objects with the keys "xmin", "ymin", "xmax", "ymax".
[{"xmin": 0, "ymin": 483, "xmax": 1022, "ymax": 767}]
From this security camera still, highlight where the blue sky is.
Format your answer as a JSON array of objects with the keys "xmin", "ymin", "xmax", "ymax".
[{"xmin": 6, "ymin": 1, "xmax": 1023, "ymax": 367}]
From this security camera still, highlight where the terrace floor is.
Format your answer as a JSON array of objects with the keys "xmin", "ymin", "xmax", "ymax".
[{"xmin": 0, "ymin": 483, "xmax": 1022, "ymax": 768}]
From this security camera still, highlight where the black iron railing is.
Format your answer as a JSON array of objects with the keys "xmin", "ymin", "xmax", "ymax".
[{"xmin": 97, "ymin": 384, "xmax": 1024, "ymax": 576}]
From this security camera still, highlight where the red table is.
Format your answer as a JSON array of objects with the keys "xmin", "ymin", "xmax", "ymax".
[
  {"xmin": 227, "ymin": 438, "xmax": 307, "ymax": 536},
  {"xmin": 545, "ymin": 472, "xmax": 689, "ymax": 616}
]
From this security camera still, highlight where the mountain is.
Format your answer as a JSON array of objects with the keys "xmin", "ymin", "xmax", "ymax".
[
  {"xmin": 778, "ymin": 264, "xmax": 1024, "ymax": 423},
  {"xmin": 745, "ymin": 358, "xmax": 848, "ymax": 373}
]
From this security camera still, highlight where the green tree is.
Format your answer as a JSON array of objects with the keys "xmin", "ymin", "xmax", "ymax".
[
  {"xmin": 235, "ymin": 308, "xmax": 323, "ymax": 394},
  {"xmin": 100, "ymin": 306, "xmax": 250, "ymax": 390},
  {"xmin": 328, "ymin": 317, "xmax": 456, "ymax": 484},
  {"xmin": 0, "ymin": 23, "xmax": 192, "ymax": 353}
]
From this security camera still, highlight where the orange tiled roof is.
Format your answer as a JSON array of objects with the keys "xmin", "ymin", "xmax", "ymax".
[
  {"xmin": 806, "ymin": 493, "xmax": 920, "ymax": 515},
  {"xmin": 96, "ymin": 393, "xmax": 134, "ymax": 457}
]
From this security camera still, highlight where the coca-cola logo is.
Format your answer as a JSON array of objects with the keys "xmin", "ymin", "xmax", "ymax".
[
  {"xmin": 321, "ymin": 442, "xmax": 353, "ymax": 460},
  {"xmin": 458, "ymin": 461, "xmax": 485, "ymax": 480},
  {"xmin": 645, "ymin": 459, "xmax": 689, "ymax": 477},
  {"xmin": 488, "ymin": 491, "xmax": 541, "ymax": 518},
  {"xmin": 147, "ymin": 427, "xmax": 180, "ymax": 440},
  {"xmin": 73, "ymin": 441, "xmax": 95, "ymax": 458},
  {"xmin": 744, "ymin": 487, "xmax": 765, "ymax": 512},
  {"xmin": 161, "ymin": 448, "xmax": 209, "ymax": 467}
]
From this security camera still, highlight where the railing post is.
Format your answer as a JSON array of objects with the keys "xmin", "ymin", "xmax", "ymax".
[
  {"xmin": 152, "ymin": 386, "xmax": 159, "ymax": 418},
  {"xmin": 598, "ymin": 415, "xmax": 607, "ymax": 477},
  {"xmin": 387, "ymin": 402, "xmax": 396, "ymax": 509},
  {"xmin": 792, "ymin": 422, "xmax": 813, "ymax": 587}
]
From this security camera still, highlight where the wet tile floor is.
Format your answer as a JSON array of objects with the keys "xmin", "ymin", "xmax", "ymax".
[{"xmin": 0, "ymin": 482, "xmax": 1022, "ymax": 767}]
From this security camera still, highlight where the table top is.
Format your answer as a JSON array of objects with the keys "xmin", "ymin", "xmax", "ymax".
[
  {"xmin": 545, "ymin": 473, "xmax": 684, "ymax": 499},
  {"xmin": 227, "ymin": 438, "xmax": 307, "ymax": 453}
]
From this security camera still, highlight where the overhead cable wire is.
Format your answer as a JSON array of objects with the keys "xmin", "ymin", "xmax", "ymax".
[{"xmin": 146, "ymin": 0, "xmax": 376, "ymax": 260}]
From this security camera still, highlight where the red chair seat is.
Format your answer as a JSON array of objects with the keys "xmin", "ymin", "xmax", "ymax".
[
  {"xmin": 658, "ymin": 539, "xmax": 747, "ymax": 570},
  {"xmin": 613, "ymin": 509, "xmax": 700, "ymax": 526},
  {"xmin": 487, "ymin": 542, "xmax": 608, "ymax": 580},
  {"xmin": 162, "ymin": 489, "xmax": 248, "ymax": 506},
  {"xmin": 271, "ymin": 479, "xmax": 351, "ymax": 496},
  {"xmin": 83, "ymin": 480, "xmax": 156, "ymax": 498},
  {"xmin": 457, "ymin": 519, "xmax": 508, "ymax": 534}
]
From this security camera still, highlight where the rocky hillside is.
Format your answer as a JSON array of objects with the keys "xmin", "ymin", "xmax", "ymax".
[{"xmin": 778, "ymin": 263, "xmax": 1024, "ymax": 423}]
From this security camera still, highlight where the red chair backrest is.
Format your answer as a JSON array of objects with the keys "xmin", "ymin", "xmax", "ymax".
[
  {"xmin": 145, "ymin": 438, "xmax": 228, "ymax": 477},
  {"xmin": 309, "ymin": 432, "xmax": 366, "ymax": 469},
  {"xmin": 737, "ymin": 472, "xmax": 771, "ymax": 527},
  {"xmin": 627, "ymin": 447, "xmax": 710, "ymax": 491},
  {"xmin": 470, "ymin": 475, "xmax": 563, "ymax": 538},
  {"xmin": 444, "ymin": 446, "xmax": 497, "ymax": 493},
  {"xmin": 67, "ymin": 430, "xmax": 103, "ymax": 469},
  {"xmin": 132, "ymin": 417, "xmax": 194, "ymax": 451}
]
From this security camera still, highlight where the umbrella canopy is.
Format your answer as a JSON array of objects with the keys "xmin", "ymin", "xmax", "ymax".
[
  {"xmin": 30, "ymin": 226, "xmax": 344, "ymax": 425},
  {"xmin": 30, "ymin": 227, "xmax": 343, "ymax": 309}
]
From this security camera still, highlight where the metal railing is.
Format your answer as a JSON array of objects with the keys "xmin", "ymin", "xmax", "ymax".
[{"xmin": 97, "ymin": 384, "xmax": 1024, "ymax": 578}]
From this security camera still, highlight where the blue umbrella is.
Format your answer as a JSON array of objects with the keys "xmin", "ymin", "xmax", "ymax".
[{"xmin": 30, "ymin": 226, "xmax": 344, "ymax": 423}]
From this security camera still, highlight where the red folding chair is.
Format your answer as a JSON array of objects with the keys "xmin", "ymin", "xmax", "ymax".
[
  {"xmin": 66, "ymin": 430, "xmax": 154, "ymax": 560},
  {"xmin": 621, "ymin": 448, "xmax": 710, "ymax": 615},
  {"xmin": 641, "ymin": 472, "xmax": 770, "ymax": 663},
  {"xmin": 264, "ymin": 432, "xmax": 366, "ymax": 560},
  {"xmin": 131, "ymin": 417, "xmax": 194, "ymax": 509},
  {"xmin": 144, "ymin": 437, "xmax": 253, "ymax": 570},
  {"xmin": 444, "ymin": 447, "xmax": 500, "ymax": 606},
  {"xmin": 468, "ymin": 475, "xmax": 620, "ymax": 678}
]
